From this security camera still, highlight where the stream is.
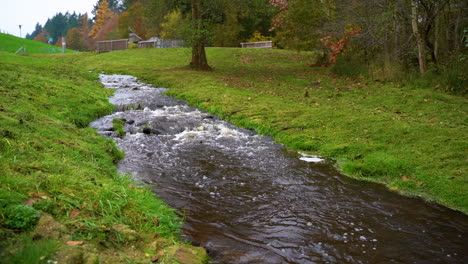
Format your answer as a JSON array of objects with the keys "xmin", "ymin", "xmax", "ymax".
[{"xmin": 91, "ymin": 74, "xmax": 467, "ymax": 264}]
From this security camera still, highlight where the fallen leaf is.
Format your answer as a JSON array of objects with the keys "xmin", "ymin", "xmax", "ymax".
[
  {"xmin": 66, "ymin": 241, "xmax": 84, "ymax": 246},
  {"xmin": 24, "ymin": 199, "xmax": 37, "ymax": 206},
  {"xmin": 434, "ymin": 84, "xmax": 440, "ymax": 88},
  {"xmin": 428, "ymin": 116, "xmax": 438, "ymax": 122},
  {"xmin": 401, "ymin": 176, "xmax": 409, "ymax": 181},
  {"xmin": 424, "ymin": 99, "xmax": 430, "ymax": 102},
  {"xmin": 390, "ymin": 186, "xmax": 398, "ymax": 191},
  {"xmin": 415, "ymin": 181, "xmax": 424, "ymax": 186},
  {"xmin": 69, "ymin": 209, "xmax": 80, "ymax": 218},
  {"xmin": 410, "ymin": 174, "xmax": 416, "ymax": 179},
  {"xmin": 153, "ymin": 216, "xmax": 159, "ymax": 227}
]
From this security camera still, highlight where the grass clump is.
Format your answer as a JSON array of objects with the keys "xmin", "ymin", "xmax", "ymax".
[
  {"xmin": 4, "ymin": 205, "xmax": 40, "ymax": 230},
  {"xmin": 5, "ymin": 235, "xmax": 58, "ymax": 264},
  {"xmin": 112, "ymin": 118, "xmax": 126, "ymax": 137},
  {"xmin": 49, "ymin": 47, "xmax": 467, "ymax": 214}
]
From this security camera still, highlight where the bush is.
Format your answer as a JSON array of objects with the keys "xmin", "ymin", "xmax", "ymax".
[
  {"xmin": 4, "ymin": 205, "xmax": 40, "ymax": 230},
  {"xmin": 332, "ymin": 53, "xmax": 368, "ymax": 78}
]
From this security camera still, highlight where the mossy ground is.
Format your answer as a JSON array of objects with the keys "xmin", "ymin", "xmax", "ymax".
[
  {"xmin": 47, "ymin": 47, "xmax": 467, "ymax": 214},
  {"xmin": 0, "ymin": 51, "xmax": 206, "ymax": 263}
]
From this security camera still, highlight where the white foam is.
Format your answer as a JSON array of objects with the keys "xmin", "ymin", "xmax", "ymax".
[{"xmin": 299, "ymin": 153, "xmax": 325, "ymax": 163}]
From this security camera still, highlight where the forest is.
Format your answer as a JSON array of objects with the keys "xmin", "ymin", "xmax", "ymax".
[{"xmin": 25, "ymin": 0, "xmax": 467, "ymax": 91}]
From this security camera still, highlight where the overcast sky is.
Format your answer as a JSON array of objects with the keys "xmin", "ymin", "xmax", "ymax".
[{"xmin": 0, "ymin": 0, "xmax": 96, "ymax": 37}]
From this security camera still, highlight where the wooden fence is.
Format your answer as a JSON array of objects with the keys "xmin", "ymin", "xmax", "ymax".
[
  {"xmin": 138, "ymin": 40, "xmax": 157, "ymax": 48},
  {"xmin": 96, "ymin": 39, "xmax": 128, "ymax": 53},
  {"xmin": 240, "ymin": 41, "xmax": 272, "ymax": 49},
  {"xmin": 138, "ymin": 39, "xmax": 184, "ymax": 48}
]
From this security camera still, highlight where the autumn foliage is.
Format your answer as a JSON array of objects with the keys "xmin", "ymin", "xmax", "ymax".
[
  {"xmin": 118, "ymin": 1, "xmax": 147, "ymax": 40},
  {"xmin": 33, "ymin": 31, "xmax": 51, "ymax": 44},
  {"xmin": 320, "ymin": 26, "xmax": 362, "ymax": 63},
  {"xmin": 88, "ymin": 0, "xmax": 114, "ymax": 39}
]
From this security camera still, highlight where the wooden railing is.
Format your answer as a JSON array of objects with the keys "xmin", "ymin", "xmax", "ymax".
[
  {"xmin": 138, "ymin": 39, "xmax": 184, "ymax": 48},
  {"xmin": 96, "ymin": 39, "xmax": 128, "ymax": 53},
  {"xmin": 240, "ymin": 41, "xmax": 273, "ymax": 49},
  {"xmin": 96, "ymin": 39, "xmax": 183, "ymax": 52},
  {"xmin": 138, "ymin": 40, "xmax": 157, "ymax": 48}
]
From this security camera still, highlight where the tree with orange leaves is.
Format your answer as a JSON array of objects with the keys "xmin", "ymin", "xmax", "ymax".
[{"xmin": 88, "ymin": 0, "xmax": 114, "ymax": 39}]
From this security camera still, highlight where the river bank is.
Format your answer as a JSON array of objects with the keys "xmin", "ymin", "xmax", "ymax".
[
  {"xmin": 47, "ymin": 48, "xmax": 467, "ymax": 214},
  {"xmin": 0, "ymin": 51, "xmax": 207, "ymax": 263}
]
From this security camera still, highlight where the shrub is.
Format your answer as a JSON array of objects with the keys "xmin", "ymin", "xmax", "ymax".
[{"xmin": 4, "ymin": 205, "xmax": 40, "ymax": 230}]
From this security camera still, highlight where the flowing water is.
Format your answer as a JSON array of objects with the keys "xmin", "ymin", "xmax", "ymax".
[{"xmin": 91, "ymin": 75, "xmax": 467, "ymax": 264}]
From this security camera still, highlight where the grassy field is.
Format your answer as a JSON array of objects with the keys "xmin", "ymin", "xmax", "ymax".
[
  {"xmin": 0, "ymin": 51, "xmax": 207, "ymax": 263},
  {"xmin": 48, "ymin": 48, "xmax": 467, "ymax": 214},
  {"xmin": 0, "ymin": 33, "xmax": 73, "ymax": 54}
]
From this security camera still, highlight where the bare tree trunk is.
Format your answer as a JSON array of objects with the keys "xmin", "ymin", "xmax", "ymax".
[
  {"xmin": 190, "ymin": 0, "xmax": 211, "ymax": 70},
  {"xmin": 411, "ymin": 0, "xmax": 427, "ymax": 74},
  {"xmin": 454, "ymin": 4, "xmax": 461, "ymax": 51},
  {"xmin": 434, "ymin": 12, "xmax": 439, "ymax": 62}
]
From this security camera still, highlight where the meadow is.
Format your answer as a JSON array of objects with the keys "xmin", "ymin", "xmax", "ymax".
[{"xmin": 50, "ymin": 47, "xmax": 467, "ymax": 214}]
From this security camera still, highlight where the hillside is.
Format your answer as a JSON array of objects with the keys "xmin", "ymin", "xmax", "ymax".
[
  {"xmin": 0, "ymin": 51, "xmax": 207, "ymax": 263},
  {"xmin": 0, "ymin": 33, "xmax": 74, "ymax": 54}
]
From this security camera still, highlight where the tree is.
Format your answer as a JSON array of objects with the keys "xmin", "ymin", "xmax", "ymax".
[
  {"xmin": 89, "ymin": 0, "xmax": 114, "ymax": 39},
  {"xmin": 190, "ymin": 0, "xmax": 210, "ymax": 70},
  {"xmin": 160, "ymin": 10, "xmax": 184, "ymax": 39},
  {"xmin": 270, "ymin": 0, "xmax": 328, "ymax": 51},
  {"xmin": 66, "ymin": 27, "xmax": 86, "ymax": 51},
  {"xmin": 28, "ymin": 23, "xmax": 43, "ymax": 40},
  {"xmin": 118, "ymin": 1, "xmax": 147, "ymax": 39},
  {"xmin": 411, "ymin": 0, "xmax": 427, "ymax": 74},
  {"xmin": 33, "ymin": 31, "xmax": 51, "ymax": 43}
]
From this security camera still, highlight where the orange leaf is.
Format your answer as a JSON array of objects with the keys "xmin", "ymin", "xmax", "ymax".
[
  {"xmin": 401, "ymin": 176, "xmax": 409, "ymax": 181},
  {"xmin": 69, "ymin": 209, "xmax": 80, "ymax": 218},
  {"xmin": 66, "ymin": 241, "xmax": 84, "ymax": 246},
  {"xmin": 428, "ymin": 116, "xmax": 438, "ymax": 122}
]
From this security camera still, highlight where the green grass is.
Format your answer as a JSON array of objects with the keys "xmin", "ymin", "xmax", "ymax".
[
  {"xmin": 0, "ymin": 51, "xmax": 189, "ymax": 262},
  {"xmin": 112, "ymin": 118, "xmax": 126, "ymax": 137},
  {"xmin": 0, "ymin": 33, "xmax": 74, "ymax": 54},
  {"xmin": 47, "ymin": 47, "xmax": 467, "ymax": 214}
]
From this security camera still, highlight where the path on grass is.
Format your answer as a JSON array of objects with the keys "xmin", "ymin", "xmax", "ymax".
[{"xmin": 91, "ymin": 74, "xmax": 467, "ymax": 264}]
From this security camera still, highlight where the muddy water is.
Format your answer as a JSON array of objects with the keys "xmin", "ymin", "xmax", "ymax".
[{"xmin": 91, "ymin": 75, "xmax": 467, "ymax": 264}]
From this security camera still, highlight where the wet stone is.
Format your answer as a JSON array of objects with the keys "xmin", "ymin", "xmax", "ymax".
[{"xmin": 142, "ymin": 127, "xmax": 152, "ymax": 134}]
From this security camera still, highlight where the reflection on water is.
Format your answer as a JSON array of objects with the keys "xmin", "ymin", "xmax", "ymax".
[{"xmin": 91, "ymin": 75, "xmax": 468, "ymax": 264}]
